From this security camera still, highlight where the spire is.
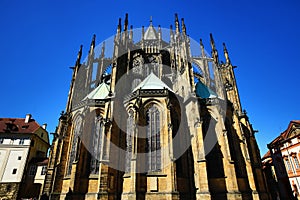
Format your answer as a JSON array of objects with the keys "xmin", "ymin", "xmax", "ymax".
[
  {"xmin": 181, "ymin": 18, "xmax": 186, "ymax": 35},
  {"xmin": 170, "ymin": 25, "xmax": 174, "ymax": 44},
  {"xmin": 150, "ymin": 16, "xmax": 153, "ymax": 26},
  {"xmin": 124, "ymin": 13, "xmax": 128, "ymax": 31},
  {"xmin": 158, "ymin": 25, "xmax": 162, "ymax": 41},
  {"xmin": 200, "ymin": 39, "xmax": 205, "ymax": 57},
  {"xmin": 210, "ymin": 33, "xmax": 219, "ymax": 64},
  {"xmin": 129, "ymin": 25, "xmax": 133, "ymax": 41},
  {"xmin": 209, "ymin": 33, "xmax": 216, "ymax": 51},
  {"xmin": 175, "ymin": 13, "xmax": 180, "ymax": 34},
  {"xmin": 143, "ymin": 17, "xmax": 158, "ymax": 40},
  {"xmin": 117, "ymin": 18, "xmax": 121, "ymax": 33},
  {"xmin": 89, "ymin": 34, "xmax": 96, "ymax": 55},
  {"xmin": 142, "ymin": 26, "xmax": 145, "ymax": 39},
  {"xmin": 223, "ymin": 42, "xmax": 231, "ymax": 64},
  {"xmin": 75, "ymin": 45, "xmax": 83, "ymax": 67},
  {"xmin": 101, "ymin": 42, "xmax": 105, "ymax": 58}
]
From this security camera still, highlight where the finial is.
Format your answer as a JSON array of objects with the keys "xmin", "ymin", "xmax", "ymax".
[
  {"xmin": 181, "ymin": 18, "xmax": 186, "ymax": 35},
  {"xmin": 200, "ymin": 39, "xmax": 204, "ymax": 47},
  {"xmin": 223, "ymin": 42, "xmax": 231, "ymax": 64},
  {"xmin": 124, "ymin": 13, "xmax": 128, "ymax": 31},
  {"xmin": 142, "ymin": 26, "xmax": 145, "ymax": 39},
  {"xmin": 129, "ymin": 25, "xmax": 133, "ymax": 41},
  {"xmin": 89, "ymin": 34, "xmax": 96, "ymax": 54},
  {"xmin": 158, "ymin": 25, "xmax": 161, "ymax": 40},
  {"xmin": 75, "ymin": 45, "xmax": 83, "ymax": 67},
  {"xmin": 175, "ymin": 13, "xmax": 180, "ymax": 34},
  {"xmin": 118, "ymin": 18, "xmax": 121, "ymax": 32},
  {"xmin": 209, "ymin": 33, "xmax": 219, "ymax": 63},
  {"xmin": 209, "ymin": 33, "xmax": 216, "ymax": 50},
  {"xmin": 200, "ymin": 39, "xmax": 205, "ymax": 57},
  {"xmin": 101, "ymin": 42, "xmax": 105, "ymax": 57},
  {"xmin": 150, "ymin": 16, "xmax": 153, "ymax": 26}
]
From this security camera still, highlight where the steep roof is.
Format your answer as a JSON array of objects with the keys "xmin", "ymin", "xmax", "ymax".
[
  {"xmin": 195, "ymin": 81, "xmax": 217, "ymax": 99},
  {"xmin": 83, "ymin": 82, "xmax": 110, "ymax": 100},
  {"xmin": 0, "ymin": 118, "xmax": 40, "ymax": 134},
  {"xmin": 269, "ymin": 120, "xmax": 300, "ymax": 146},
  {"xmin": 144, "ymin": 23, "xmax": 158, "ymax": 40},
  {"xmin": 262, "ymin": 150, "xmax": 271, "ymax": 160},
  {"xmin": 132, "ymin": 72, "xmax": 172, "ymax": 92}
]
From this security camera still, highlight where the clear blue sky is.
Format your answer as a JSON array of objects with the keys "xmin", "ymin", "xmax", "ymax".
[{"xmin": 0, "ymin": 0, "xmax": 299, "ymax": 155}]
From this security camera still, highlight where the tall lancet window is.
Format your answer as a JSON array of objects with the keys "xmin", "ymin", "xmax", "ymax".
[
  {"xmin": 90, "ymin": 117, "xmax": 102, "ymax": 174},
  {"xmin": 146, "ymin": 105, "xmax": 161, "ymax": 172},
  {"xmin": 67, "ymin": 117, "xmax": 82, "ymax": 176},
  {"xmin": 125, "ymin": 109, "xmax": 134, "ymax": 173}
]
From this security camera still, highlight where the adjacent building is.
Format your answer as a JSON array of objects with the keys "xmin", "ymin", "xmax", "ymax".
[
  {"xmin": 0, "ymin": 114, "xmax": 50, "ymax": 199},
  {"xmin": 43, "ymin": 14, "xmax": 270, "ymax": 200},
  {"xmin": 266, "ymin": 120, "xmax": 300, "ymax": 199}
]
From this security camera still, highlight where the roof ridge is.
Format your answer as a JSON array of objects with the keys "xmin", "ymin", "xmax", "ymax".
[{"xmin": 132, "ymin": 72, "xmax": 172, "ymax": 92}]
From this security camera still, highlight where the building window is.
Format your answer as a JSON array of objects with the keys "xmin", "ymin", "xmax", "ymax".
[
  {"xmin": 285, "ymin": 158, "xmax": 292, "ymax": 171},
  {"xmin": 19, "ymin": 139, "xmax": 25, "ymax": 145},
  {"xmin": 146, "ymin": 105, "xmax": 161, "ymax": 172},
  {"xmin": 41, "ymin": 166, "xmax": 47, "ymax": 175},
  {"xmin": 17, "ymin": 156, "xmax": 21, "ymax": 160},
  {"xmin": 67, "ymin": 117, "xmax": 82, "ymax": 175},
  {"xmin": 90, "ymin": 117, "xmax": 102, "ymax": 175},
  {"xmin": 41, "ymin": 132, "xmax": 44, "ymax": 137},
  {"xmin": 125, "ymin": 109, "xmax": 134, "ymax": 173},
  {"xmin": 28, "ymin": 165, "xmax": 36, "ymax": 176},
  {"xmin": 293, "ymin": 156, "xmax": 300, "ymax": 169},
  {"xmin": 0, "ymin": 138, "xmax": 3, "ymax": 144},
  {"xmin": 12, "ymin": 168, "xmax": 17, "ymax": 174},
  {"xmin": 30, "ymin": 140, "xmax": 35, "ymax": 147}
]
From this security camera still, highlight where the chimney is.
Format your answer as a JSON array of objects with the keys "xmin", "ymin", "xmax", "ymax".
[
  {"xmin": 42, "ymin": 123, "xmax": 47, "ymax": 130},
  {"xmin": 25, "ymin": 114, "xmax": 32, "ymax": 123}
]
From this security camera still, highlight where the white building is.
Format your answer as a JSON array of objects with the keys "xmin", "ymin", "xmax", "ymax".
[
  {"xmin": 0, "ymin": 114, "xmax": 50, "ymax": 200},
  {"xmin": 268, "ymin": 120, "xmax": 300, "ymax": 199}
]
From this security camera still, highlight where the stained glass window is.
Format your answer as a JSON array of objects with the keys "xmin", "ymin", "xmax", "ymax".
[
  {"xmin": 125, "ymin": 110, "xmax": 134, "ymax": 173},
  {"xmin": 90, "ymin": 117, "xmax": 102, "ymax": 174},
  {"xmin": 146, "ymin": 105, "xmax": 161, "ymax": 172},
  {"xmin": 67, "ymin": 117, "xmax": 82, "ymax": 176}
]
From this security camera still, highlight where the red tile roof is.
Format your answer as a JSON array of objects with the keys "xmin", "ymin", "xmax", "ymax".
[
  {"xmin": 0, "ymin": 118, "xmax": 41, "ymax": 134},
  {"xmin": 269, "ymin": 120, "xmax": 300, "ymax": 146},
  {"xmin": 262, "ymin": 150, "xmax": 271, "ymax": 160}
]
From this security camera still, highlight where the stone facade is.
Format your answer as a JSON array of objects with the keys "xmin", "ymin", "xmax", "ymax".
[{"xmin": 42, "ymin": 14, "xmax": 270, "ymax": 200}]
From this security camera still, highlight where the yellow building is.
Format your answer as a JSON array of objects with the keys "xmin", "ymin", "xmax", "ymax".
[
  {"xmin": 0, "ymin": 114, "xmax": 50, "ymax": 199},
  {"xmin": 43, "ymin": 14, "xmax": 270, "ymax": 200}
]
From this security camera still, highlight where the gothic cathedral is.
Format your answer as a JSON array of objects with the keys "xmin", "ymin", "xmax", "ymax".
[{"xmin": 43, "ymin": 14, "xmax": 270, "ymax": 200}]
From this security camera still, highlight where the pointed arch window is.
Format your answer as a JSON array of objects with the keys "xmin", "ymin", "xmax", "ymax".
[
  {"xmin": 90, "ymin": 117, "xmax": 103, "ymax": 174},
  {"xmin": 146, "ymin": 105, "xmax": 161, "ymax": 172},
  {"xmin": 125, "ymin": 109, "xmax": 134, "ymax": 173},
  {"xmin": 67, "ymin": 117, "xmax": 82, "ymax": 176}
]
